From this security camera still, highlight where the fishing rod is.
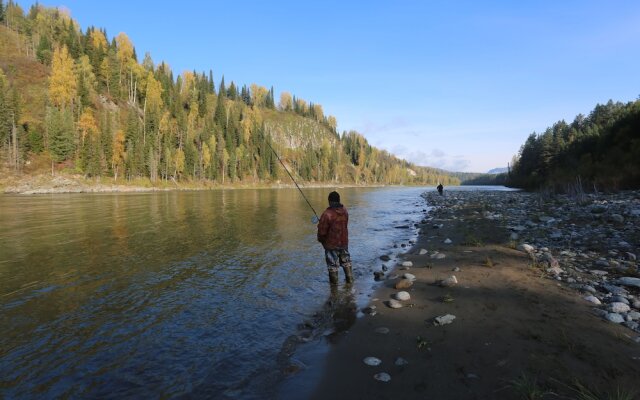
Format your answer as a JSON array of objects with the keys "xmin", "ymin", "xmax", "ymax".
[{"xmin": 265, "ymin": 139, "xmax": 320, "ymax": 224}]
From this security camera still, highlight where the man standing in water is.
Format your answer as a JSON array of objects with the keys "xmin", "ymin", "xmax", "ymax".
[{"xmin": 317, "ymin": 191, "xmax": 353, "ymax": 285}]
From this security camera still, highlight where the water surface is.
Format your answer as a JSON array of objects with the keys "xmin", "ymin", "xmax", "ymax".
[{"xmin": 1, "ymin": 187, "xmax": 431, "ymax": 399}]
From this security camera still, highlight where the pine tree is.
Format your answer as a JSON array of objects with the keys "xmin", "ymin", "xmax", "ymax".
[
  {"xmin": 218, "ymin": 75, "xmax": 226, "ymax": 97},
  {"xmin": 47, "ymin": 107, "xmax": 75, "ymax": 162},
  {"xmin": 208, "ymin": 69, "xmax": 215, "ymax": 94}
]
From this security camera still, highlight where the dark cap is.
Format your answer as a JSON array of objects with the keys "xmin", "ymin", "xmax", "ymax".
[{"xmin": 328, "ymin": 191, "xmax": 340, "ymax": 203}]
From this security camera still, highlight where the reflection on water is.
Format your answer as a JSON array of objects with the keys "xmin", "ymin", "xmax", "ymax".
[{"xmin": 0, "ymin": 187, "xmax": 432, "ymax": 398}]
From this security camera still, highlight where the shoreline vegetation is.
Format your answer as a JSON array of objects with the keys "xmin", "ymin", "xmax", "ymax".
[
  {"xmin": 306, "ymin": 189, "xmax": 640, "ymax": 399},
  {"xmin": 0, "ymin": 170, "xmax": 404, "ymax": 194}
]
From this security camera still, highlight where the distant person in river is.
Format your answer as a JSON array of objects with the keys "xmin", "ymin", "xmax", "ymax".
[
  {"xmin": 317, "ymin": 191, "xmax": 353, "ymax": 285},
  {"xmin": 437, "ymin": 183, "xmax": 444, "ymax": 195}
]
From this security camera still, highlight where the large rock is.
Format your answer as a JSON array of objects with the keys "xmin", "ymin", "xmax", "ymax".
[
  {"xmin": 439, "ymin": 275, "xmax": 458, "ymax": 287},
  {"xmin": 601, "ymin": 283, "xmax": 628, "ymax": 296},
  {"xmin": 584, "ymin": 295, "xmax": 601, "ymax": 305},
  {"xmin": 386, "ymin": 299, "xmax": 403, "ymax": 309},
  {"xmin": 395, "ymin": 291, "xmax": 411, "ymax": 301},
  {"xmin": 434, "ymin": 314, "xmax": 456, "ymax": 326},
  {"xmin": 606, "ymin": 313, "xmax": 625, "ymax": 323},
  {"xmin": 517, "ymin": 244, "xmax": 535, "ymax": 253},
  {"xmin": 608, "ymin": 214, "xmax": 624, "ymax": 223},
  {"xmin": 395, "ymin": 279, "xmax": 413, "ymax": 289},
  {"xmin": 609, "ymin": 302, "xmax": 631, "ymax": 313},
  {"xmin": 617, "ymin": 277, "xmax": 640, "ymax": 289}
]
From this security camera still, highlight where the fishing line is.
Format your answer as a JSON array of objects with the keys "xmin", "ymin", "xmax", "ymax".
[{"xmin": 266, "ymin": 139, "xmax": 320, "ymax": 223}]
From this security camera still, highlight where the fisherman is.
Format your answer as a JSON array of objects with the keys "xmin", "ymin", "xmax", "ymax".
[
  {"xmin": 317, "ymin": 191, "xmax": 353, "ymax": 285},
  {"xmin": 437, "ymin": 183, "xmax": 444, "ymax": 195}
]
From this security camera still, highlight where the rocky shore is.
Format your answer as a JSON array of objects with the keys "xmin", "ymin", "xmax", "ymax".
[
  {"xmin": 465, "ymin": 189, "xmax": 640, "ymax": 334},
  {"xmin": 309, "ymin": 188, "xmax": 640, "ymax": 400}
]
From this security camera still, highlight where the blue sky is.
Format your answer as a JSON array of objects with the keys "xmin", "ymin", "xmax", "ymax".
[{"xmin": 18, "ymin": 0, "xmax": 640, "ymax": 172}]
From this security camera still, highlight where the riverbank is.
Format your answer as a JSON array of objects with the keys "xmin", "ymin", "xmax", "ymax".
[
  {"xmin": 0, "ymin": 172, "xmax": 381, "ymax": 194},
  {"xmin": 309, "ymin": 189, "xmax": 640, "ymax": 399}
]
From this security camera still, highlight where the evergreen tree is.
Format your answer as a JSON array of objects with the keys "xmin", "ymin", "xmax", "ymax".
[
  {"xmin": 47, "ymin": 107, "xmax": 75, "ymax": 162},
  {"xmin": 218, "ymin": 75, "xmax": 226, "ymax": 97}
]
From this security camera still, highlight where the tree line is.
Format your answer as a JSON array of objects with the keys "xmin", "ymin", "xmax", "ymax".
[
  {"xmin": 0, "ymin": 1, "xmax": 458, "ymax": 186},
  {"xmin": 507, "ymin": 99, "xmax": 640, "ymax": 191}
]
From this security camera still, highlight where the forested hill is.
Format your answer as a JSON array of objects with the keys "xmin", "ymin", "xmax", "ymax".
[
  {"xmin": 507, "ymin": 99, "xmax": 640, "ymax": 191},
  {"xmin": 0, "ymin": 1, "xmax": 459, "ymax": 187}
]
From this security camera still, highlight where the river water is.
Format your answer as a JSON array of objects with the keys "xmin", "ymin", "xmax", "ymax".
[{"xmin": 1, "ymin": 186, "xmax": 442, "ymax": 399}]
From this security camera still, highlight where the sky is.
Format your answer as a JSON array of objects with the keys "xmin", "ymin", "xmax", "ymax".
[{"xmin": 16, "ymin": 0, "xmax": 640, "ymax": 172}]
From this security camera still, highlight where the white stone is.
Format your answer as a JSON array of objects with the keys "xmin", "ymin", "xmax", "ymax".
[
  {"xmin": 609, "ymin": 302, "xmax": 631, "ymax": 313},
  {"xmin": 444, "ymin": 238, "xmax": 452, "ymax": 244},
  {"xmin": 403, "ymin": 273, "xmax": 416, "ymax": 281},
  {"xmin": 518, "ymin": 244, "xmax": 535, "ymax": 253},
  {"xmin": 395, "ymin": 291, "xmax": 411, "ymax": 301},
  {"xmin": 363, "ymin": 357, "xmax": 382, "ymax": 366},
  {"xmin": 387, "ymin": 299, "xmax": 403, "ymax": 309},
  {"xmin": 434, "ymin": 314, "xmax": 456, "ymax": 326},
  {"xmin": 590, "ymin": 270, "xmax": 608, "ymax": 276},
  {"xmin": 401, "ymin": 261, "xmax": 413, "ymax": 268},
  {"xmin": 419, "ymin": 249, "xmax": 428, "ymax": 255},
  {"xmin": 606, "ymin": 313, "xmax": 625, "ymax": 324},
  {"xmin": 374, "ymin": 372, "xmax": 391, "ymax": 382},
  {"xmin": 617, "ymin": 277, "xmax": 640, "ymax": 288},
  {"xmin": 584, "ymin": 295, "xmax": 601, "ymax": 305},
  {"xmin": 628, "ymin": 311, "xmax": 640, "ymax": 321},
  {"xmin": 439, "ymin": 275, "xmax": 458, "ymax": 287},
  {"xmin": 431, "ymin": 253, "xmax": 446, "ymax": 259}
]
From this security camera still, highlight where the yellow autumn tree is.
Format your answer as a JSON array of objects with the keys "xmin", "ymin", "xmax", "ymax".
[
  {"xmin": 49, "ymin": 45, "xmax": 77, "ymax": 109},
  {"xmin": 145, "ymin": 71, "xmax": 163, "ymax": 113},
  {"xmin": 202, "ymin": 142, "xmax": 211, "ymax": 176},
  {"xmin": 279, "ymin": 92, "xmax": 293, "ymax": 111},
  {"xmin": 112, "ymin": 129, "xmax": 125, "ymax": 181},
  {"xmin": 327, "ymin": 115, "xmax": 337, "ymax": 132},
  {"xmin": 90, "ymin": 29, "xmax": 108, "ymax": 51},
  {"xmin": 296, "ymin": 98, "xmax": 308, "ymax": 114},
  {"xmin": 312, "ymin": 104, "xmax": 324, "ymax": 122},
  {"xmin": 175, "ymin": 148, "xmax": 185, "ymax": 178},
  {"xmin": 250, "ymin": 84, "xmax": 268, "ymax": 107},
  {"xmin": 77, "ymin": 109, "xmax": 98, "ymax": 147}
]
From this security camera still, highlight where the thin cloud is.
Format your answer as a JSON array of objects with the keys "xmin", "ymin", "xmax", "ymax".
[{"xmin": 390, "ymin": 146, "xmax": 471, "ymax": 172}]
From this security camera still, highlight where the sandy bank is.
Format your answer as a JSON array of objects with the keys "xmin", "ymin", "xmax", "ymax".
[
  {"xmin": 1, "ymin": 173, "xmax": 383, "ymax": 194},
  {"xmin": 309, "ymin": 190, "xmax": 640, "ymax": 400}
]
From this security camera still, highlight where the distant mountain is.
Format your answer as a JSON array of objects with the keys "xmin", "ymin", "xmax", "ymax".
[{"xmin": 487, "ymin": 167, "xmax": 508, "ymax": 174}]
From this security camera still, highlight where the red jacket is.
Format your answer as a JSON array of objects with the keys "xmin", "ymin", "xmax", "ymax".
[{"xmin": 317, "ymin": 205, "xmax": 349, "ymax": 250}]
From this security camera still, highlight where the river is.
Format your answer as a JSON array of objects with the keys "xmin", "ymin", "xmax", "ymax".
[{"xmin": 1, "ymin": 186, "xmax": 444, "ymax": 399}]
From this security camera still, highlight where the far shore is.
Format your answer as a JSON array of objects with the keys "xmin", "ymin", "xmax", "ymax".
[{"xmin": 0, "ymin": 172, "xmax": 396, "ymax": 195}]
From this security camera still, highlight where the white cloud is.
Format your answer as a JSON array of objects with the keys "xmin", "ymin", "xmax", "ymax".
[{"xmin": 389, "ymin": 145, "xmax": 471, "ymax": 172}]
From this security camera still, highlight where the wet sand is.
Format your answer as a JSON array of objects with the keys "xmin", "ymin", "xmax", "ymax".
[{"xmin": 309, "ymin": 192, "xmax": 640, "ymax": 400}]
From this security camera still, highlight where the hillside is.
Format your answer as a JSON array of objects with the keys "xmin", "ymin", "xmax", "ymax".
[
  {"xmin": 507, "ymin": 99, "xmax": 640, "ymax": 191},
  {"xmin": 0, "ymin": 2, "xmax": 459, "ymax": 189}
]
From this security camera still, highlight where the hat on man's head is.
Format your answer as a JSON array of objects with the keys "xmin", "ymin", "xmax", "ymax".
[{"xmin": 328, "ymin": 191, "xmax": 340, "ymax": 203}]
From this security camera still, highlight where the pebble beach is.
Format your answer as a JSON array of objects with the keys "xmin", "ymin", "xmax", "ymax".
[{"xmin": 308, "ymin": 189, "xmax": 640, "ymax": 400}]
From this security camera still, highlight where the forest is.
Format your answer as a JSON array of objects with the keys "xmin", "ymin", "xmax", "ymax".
[
  {"xmin": 507, "ymin": 98, "xmax": 640, "ymax": 191},
  {"xmin": 0, "ymin": 1, "xmax": 459, "ymax": 187}
]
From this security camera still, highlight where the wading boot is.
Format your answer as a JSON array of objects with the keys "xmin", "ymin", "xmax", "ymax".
[
  {"xmin": 343, "ymin": 265, "xmax": 354, "ymax": 284},
  {"xmin": 329, "ymin": 270, "xmax": 339, "ymax": 285}
]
